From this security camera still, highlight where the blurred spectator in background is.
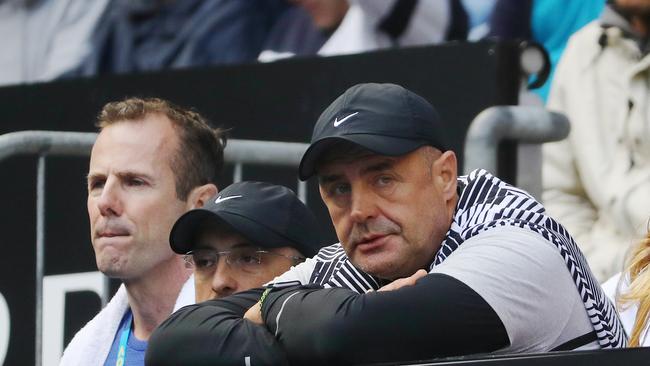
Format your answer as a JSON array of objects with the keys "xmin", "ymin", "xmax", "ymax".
[
  {"xmin": 462, "ymin": 0, "xmax": 496, "ymax": 40},
  {"xmin": 543, "ymin": 0, "xmax": 650, "ymax": 281},
  {"xmin": 259, "ymin": 0, "xmax": 468, "ymax": 62},
  {"xmin": 2, "ymin": 0, "xmax": 470, "ymax": 82},
  {"xmin": 0, "ymin": 0, "xmax": 109, "ymax": 86},
  {"xmin": 73, "ymin": 0, "xmax": 287, "ymax": 76},
  {"xmin": 487, "ymin": 0, "xmax": 605, "ymax": 101},
  {"xmin": 258, "ymin": 0, "xmax": 345, "ymax": 61}
]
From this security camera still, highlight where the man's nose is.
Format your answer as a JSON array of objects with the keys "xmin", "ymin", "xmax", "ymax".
[
  {"xmin": 349, "ymin": 187, "xmax": 378, "ymax": 223},
  {"xmin": 96, "ymin": 178, "xmax": 122, "ymax": 217},
  {"xmin": 210, "ymin": 260, "xmax": 238, "ymax": 299}
]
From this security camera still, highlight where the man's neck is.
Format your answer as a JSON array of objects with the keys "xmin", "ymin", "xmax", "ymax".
[{"xmin": 123, "ymin": 258, "xmax": 191, "ymax": 341}]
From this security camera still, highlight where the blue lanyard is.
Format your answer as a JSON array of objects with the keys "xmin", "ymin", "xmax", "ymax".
[{"xmin": 115, "ymin": 314, "xmax": 132, "ymax": 366}]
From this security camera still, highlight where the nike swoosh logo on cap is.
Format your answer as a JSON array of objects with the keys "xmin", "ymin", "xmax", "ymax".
[
  {"xmin": 333, "ymin": 112, "xmax": 359, "ymax": 127},
  {"xmin": 214, "ymin": 195, "xmax": 242, "ymax": 204}
]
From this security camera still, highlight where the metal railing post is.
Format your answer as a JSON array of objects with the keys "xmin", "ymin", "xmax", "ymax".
[
  {"xmin": 35, "ymin": 156, "xmax": 45, "ymax": 366},
  {"xmin": 463, "ymin": 106, "xmax": 570, "ymax": 198},
  {"xmin": 297, "ymin": 180, "xmax": 308, "ymax": 203}
]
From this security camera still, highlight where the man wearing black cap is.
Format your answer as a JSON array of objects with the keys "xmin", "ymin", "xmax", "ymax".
[
  {"xmin": 146, "ymin": 83, "xmax": 625, "ymax": 366},
  {"xmin": 169, "ymin": 181, "xmax": 323, "ymax": 302}
]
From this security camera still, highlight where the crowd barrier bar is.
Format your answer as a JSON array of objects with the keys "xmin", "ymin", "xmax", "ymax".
[{"xmin": 464, "ymin": 106, "xmax": 570, "ymax": 198}]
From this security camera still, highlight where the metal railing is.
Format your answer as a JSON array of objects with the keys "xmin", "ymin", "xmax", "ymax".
[
  {"xmin": 0, "ymin": 130, "xmax": 309, "ymax": 366},
  {"xmin": 464, "ymin": 106, "xmax": 570, "ymax": 198}
]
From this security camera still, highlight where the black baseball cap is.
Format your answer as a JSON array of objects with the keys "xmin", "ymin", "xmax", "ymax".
[
  {"xmin": 298, "ymin": 83, "xmax": 448, "ymax": 180},
  {"xmin": 170, "ymin": 181, "xmax": 323, "ymax": 257}
]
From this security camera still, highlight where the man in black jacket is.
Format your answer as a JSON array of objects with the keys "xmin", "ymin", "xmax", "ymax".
[{"xmin": 171, "ymin": 181, "xmax": 323, "ymax": 302}]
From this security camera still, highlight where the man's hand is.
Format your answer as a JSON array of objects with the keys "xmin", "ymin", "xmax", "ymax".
[
  {"xmin": 243, "ymin": 301, "xmax": 264, "ymax": 325},
  {"xmin": 377, "ymin": 269, "xmax": 428, "ymax": 292}
]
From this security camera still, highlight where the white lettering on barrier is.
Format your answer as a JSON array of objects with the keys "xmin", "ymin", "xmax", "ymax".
[
  {"xmin": 42, "ymin": 271, "xmax": 107, "ymax": 366},
  {"xmin": 0, "ymin": 292, "xmax": 9, "ymax": 365}
]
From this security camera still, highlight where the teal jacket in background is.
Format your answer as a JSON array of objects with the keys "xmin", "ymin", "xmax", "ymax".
[
  {"xmin": 488, "ymin": 0, "xmax": 605, "ymax": 102},
  {"xmin": 531, "ymin": 0, "xmax": 605, "ymax": 101}
]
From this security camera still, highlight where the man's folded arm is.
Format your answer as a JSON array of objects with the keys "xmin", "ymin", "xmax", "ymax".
[
  {"xmin": 145, "ymin": 288, "xmax": 289, "ymax": 366},
  {"xmin": 262, "ymin": 273, "xmax": 510, "ymax": 365}
]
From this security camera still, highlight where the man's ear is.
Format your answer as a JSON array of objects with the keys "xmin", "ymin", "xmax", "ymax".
[
  {"xmin": 434, "ymin": 151, "xmax": 458, "ymax": 201},
  {"xmin": 186, "ymin": 183, "xmax": 218, "ymax": 210}
]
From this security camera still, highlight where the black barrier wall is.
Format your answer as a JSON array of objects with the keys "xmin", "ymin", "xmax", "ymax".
[{"xmin": 0, "ymin": 42, "xmax": 521, "ymax": 365}]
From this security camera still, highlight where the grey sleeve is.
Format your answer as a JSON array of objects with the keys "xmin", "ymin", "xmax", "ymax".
[{"xmin": 432, "ymin": 226, "xmax": 597, "ymax": 353}]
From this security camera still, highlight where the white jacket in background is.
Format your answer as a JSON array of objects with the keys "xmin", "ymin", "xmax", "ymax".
[{"xmin": 543, "ymin": 17, "xmax": 650, "ymax": 281}]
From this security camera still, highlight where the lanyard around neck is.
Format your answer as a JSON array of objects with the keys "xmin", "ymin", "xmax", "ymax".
[{"xmin": 115, "ymin": 314, "xmax": 133, "ymax": 366}]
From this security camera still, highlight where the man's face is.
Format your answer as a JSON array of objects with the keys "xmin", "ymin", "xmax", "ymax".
[
  {"xmin": 317, "ymin": 147, "xmax": 457, "ymax": 280},
  {"xmin": 192, "ymin": 228, "xmax": 302, "ymax": 301},
  {"xmin": 87, "ymin": 115, "xmax": 189, "ymax": 280}
]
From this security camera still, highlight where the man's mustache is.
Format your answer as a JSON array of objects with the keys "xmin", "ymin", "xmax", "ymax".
[{"xmin": 348, "ymin": 217, "xmax": 401, "ymax": 246}]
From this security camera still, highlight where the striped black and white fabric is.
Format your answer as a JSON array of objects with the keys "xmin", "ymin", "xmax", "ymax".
[{"xmin": 280, "ymin": 169, "xmax": 627, "ymax": 348}]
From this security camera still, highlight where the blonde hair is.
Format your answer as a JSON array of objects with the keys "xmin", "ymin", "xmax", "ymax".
[{"xmin": 618, "ymin": 232, "xmax": 650, "ymax": 346}]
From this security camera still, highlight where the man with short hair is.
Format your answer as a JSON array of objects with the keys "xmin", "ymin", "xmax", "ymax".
[
  {"xmin": 146, "ymin": 84, "xmax": 625, "ymax": 366},
  {"xmin": 60, "ymin": 97, "xmax": 226, "ymax": 366},
  {"xmin": 169, "ymin": 181, "xmax": 323, "ymax": 302}
]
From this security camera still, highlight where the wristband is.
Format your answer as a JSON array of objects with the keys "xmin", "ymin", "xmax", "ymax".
[{"xmin": 258, "ymin": 287, "xmax": 272, "ymax": 317}]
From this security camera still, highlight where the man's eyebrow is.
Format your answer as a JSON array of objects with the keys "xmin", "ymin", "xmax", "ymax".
[
  {"xmin": 194, "ymin": 242, "xmax": 254, "ymax": 251},
  {"xmin": 115, "ymin": 171, "xmax": 154, "ymax": 181},
  {"xmin": 86, "ymin": 171, "xmax": 156, "ymax": 186},
  {"xmin": 86, "ymin": 173, "xmax": 105, "ymax": 183},
  {"xmin": 231, "ymin": 242, "xmax": 256, "ymax": 250},
  {"xmin": 318, "ymin": 174, "xmax": 342, "ymax": 185},
  {"xmin": 318, "ymin": 159, "xmax": 396, "ymax": 184},
  {"xmin": 360, "ymin": 160, "xmax": 395, "ymax": 175}
]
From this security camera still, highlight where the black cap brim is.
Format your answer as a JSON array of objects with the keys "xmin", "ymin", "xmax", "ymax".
[
  {"xmin": 170, "ymin": 209, "xmax": 220, "ymax": 254},
  {"xmin": 298, "ymin": 135, "xmax": 431, "ymax": 180},
  {"xmin": 170, "ymin": 208, "xmax": 316, "ymax": 256}
]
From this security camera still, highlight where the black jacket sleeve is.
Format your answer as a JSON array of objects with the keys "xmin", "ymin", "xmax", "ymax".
[
  {"xmin": 261, "ymin": 273, "xmax": 510, "ymax": 365},
  {"xmin": 145, "ymin": 288, "xmax": 289, "ymax": 366}
]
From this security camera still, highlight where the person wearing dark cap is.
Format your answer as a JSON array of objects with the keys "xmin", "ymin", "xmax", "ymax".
[
  {"xmin": 146, "ymin": 83, "xmax": 625, "ymax": 366},
  {"xmin": 169, "ymin": 181, "xmax": 323, "ymax": 301}
]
